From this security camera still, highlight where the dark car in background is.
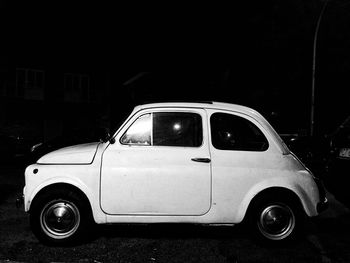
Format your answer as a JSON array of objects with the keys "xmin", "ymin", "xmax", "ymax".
[
  {"xmin": 0, "ymin": 133, "xmax": 35, "ymax": 165},
  {"xmin": 0, "ymin": 133, "xmax": 18, "ymax": 163},
  {"xmin": 281, "ymin": 116, "xmax": 350, "ymax": 207},
  {"xmin": 26, "ymin": 128, "xmax": 109, "ymax": 165},
  {"xmin": 324, "ymin": 116, "xmax": 350, "ymax": 205},
  {"xmin": 280, "ymin": 133, "xmax": 330, "ymax": 178}
]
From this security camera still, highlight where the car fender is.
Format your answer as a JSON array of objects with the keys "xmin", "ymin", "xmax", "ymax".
[
  {"xmin": 26, "ymin": 176, "xmax": 105, "ymax": 224},
  {"xmin": 234, "ymin": 175, "xmax": 317, "ymax": 223}
]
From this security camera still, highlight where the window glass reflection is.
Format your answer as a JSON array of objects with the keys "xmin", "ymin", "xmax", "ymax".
[
  {"xmin": 121, "ymin": 114, "xmax": 151, "ymax": 145},
  {"xmin": 153, "ymin": 112, "xmax": 202, "ymax": 147},
  {"xmin": 211, "ymin": 113, "xmax": 268, "ymax": 151}
]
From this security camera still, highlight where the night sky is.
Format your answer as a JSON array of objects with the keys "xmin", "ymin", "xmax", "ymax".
[{"xmin": 2, "ymin": 1, "xmax": 349, "ymax": 136}]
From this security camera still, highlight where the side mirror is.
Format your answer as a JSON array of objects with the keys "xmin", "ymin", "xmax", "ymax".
[{"xmin": 109, "ymin": 136, "xmax": 116, "ymax": 144}]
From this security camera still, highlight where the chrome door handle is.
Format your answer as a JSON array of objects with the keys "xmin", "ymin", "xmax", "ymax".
[{"xmin": 191, "ymin": 158, "xmax": 211, "ymax": 163}]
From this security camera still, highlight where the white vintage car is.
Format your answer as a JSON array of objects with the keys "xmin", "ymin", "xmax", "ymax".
[{"xmin": 21, "ymin": 102, "xmax": 328, "ymax": 245}]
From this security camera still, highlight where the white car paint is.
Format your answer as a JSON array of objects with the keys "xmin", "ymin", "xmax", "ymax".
[
  {"xmin": 23, "ymin": 102, "xmax": 325, "ymax": 227},
  {"xmin": 37, "ymin": 142, "xmax": 100, "ymax": 164}
]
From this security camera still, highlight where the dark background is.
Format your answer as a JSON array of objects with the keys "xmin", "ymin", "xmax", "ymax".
[
  {"xmin": 1, "ymin": 0, "xmax": 349, "ymax": 145},
  {"xmin": 1, "ymin": 3, "xmax": 350, "ymax": 262}
]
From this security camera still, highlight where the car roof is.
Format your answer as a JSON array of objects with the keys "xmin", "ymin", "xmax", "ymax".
[{"xmin": 134, "ymin": 101, "xmax": 264, "ymax": 120}]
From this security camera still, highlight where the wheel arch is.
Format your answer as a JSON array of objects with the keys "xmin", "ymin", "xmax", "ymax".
[
  {"xmin": 29, "ymin": 183, "xmax": 93, "ymax": 219},
  {"xmin": 242, "ymin": 187, "xmax": 305, "ymax": 223}
]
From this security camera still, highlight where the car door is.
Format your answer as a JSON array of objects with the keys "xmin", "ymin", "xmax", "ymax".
[
  {"xmin": 100, "ymin": 108, "xmax": 212, "ymax": 215},
  {"xmin": 207, "ymin": 110, "xmax": 271, "ymax": 217}
]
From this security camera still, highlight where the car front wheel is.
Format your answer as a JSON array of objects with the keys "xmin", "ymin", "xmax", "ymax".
[{"xmin": 30, "ymin": 188, "xmax": 92, "ymax": 245}]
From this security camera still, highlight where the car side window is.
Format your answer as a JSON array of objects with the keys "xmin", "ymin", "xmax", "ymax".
[
  {"xmin": 121, "ymin": 112, "xmax": 203, "ymax": 147},
  {"xmin": 153, "ymin": 112, "xmax": 202, "ymax": 147},
  {"xmin": 120, "ymin": 113, "xmax": 151, "ymax": 145},
  {"xmin": 210, "ymin": 112, "xmax": 268, "ymax": 151}
]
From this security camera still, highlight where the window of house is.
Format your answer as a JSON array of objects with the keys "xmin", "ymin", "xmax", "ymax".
[
  {"xmin": 64, "ymin": 73, "xmax": 90, "ymax": 102},
  {"xmin": 210, "ymin": 112, "xmax": 268, "ymax": 151},
  {"xmin": 15, "ymin": 68, "xmax": 45, "ymax": 99}
]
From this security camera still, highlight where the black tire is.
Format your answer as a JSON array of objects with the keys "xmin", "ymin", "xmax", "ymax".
[
  {"xmin": 248, "ymin": 196, "xmax": 302, "ymax": 244},
  {"xmin": 30, "ymin": 188, "xmax": 92, "ymax": 246}
]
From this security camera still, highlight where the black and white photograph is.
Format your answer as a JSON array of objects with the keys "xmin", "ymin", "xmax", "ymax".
[{"xmin": 1, "ymin": 1, "xmax": 350, "ymax": 262}]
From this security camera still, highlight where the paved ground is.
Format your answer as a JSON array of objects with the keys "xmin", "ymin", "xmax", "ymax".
[{"xmin": 0, "ymin": 165, "xmax": 350, "ymax": 263}]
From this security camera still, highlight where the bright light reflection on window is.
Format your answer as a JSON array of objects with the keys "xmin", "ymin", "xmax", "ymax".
[
  {"xmin": 173, "ymin": 123, "xmax": 181, "ymax": 131},
  {"xmin": 127, "ymin": 114, "xmax": 151, "ymax": 135}
]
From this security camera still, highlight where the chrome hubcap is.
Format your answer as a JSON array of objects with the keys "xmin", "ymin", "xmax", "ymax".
[
  {"xmin": 40, "ymin": 200, "xmax": 80, "ymax": 239},
  {"xmin": 258, "ymin": 204, "xmax": 295, "ymax": 240}
]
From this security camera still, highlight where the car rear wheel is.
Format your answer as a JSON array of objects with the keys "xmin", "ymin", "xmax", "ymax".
[
  {"xmin": 257, "ymin": 203, "xmax": 296, "ymax": 241},
  {"xmin": 249, "ymin": 197, "xmax": 301, "ymax": 243},
  {"xmin": 30, "ymin": 188, "xmax": 92, "ymax": 245}
]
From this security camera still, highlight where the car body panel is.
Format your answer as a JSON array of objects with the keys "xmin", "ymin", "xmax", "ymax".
[
  {"xmin": 37, "ymin": 142, "xmax": 100, "ymax": 164},
  {"xmin": 24, "ymin": 147, "xmax": 107, "ymax": 223}
]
